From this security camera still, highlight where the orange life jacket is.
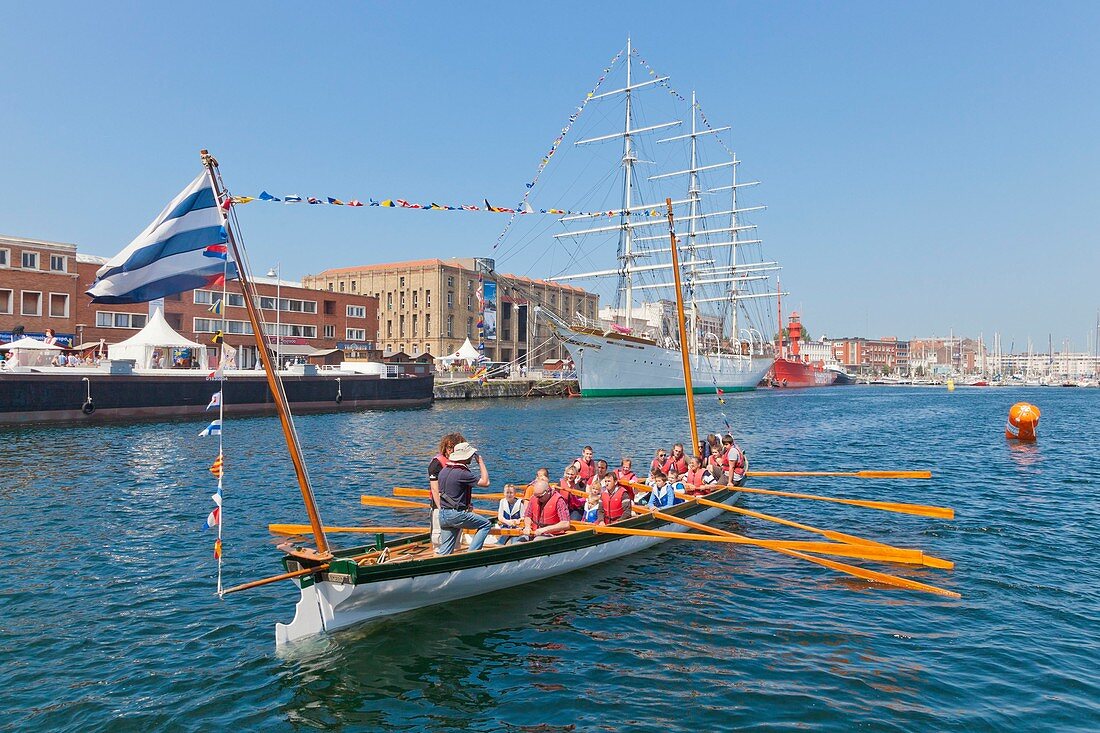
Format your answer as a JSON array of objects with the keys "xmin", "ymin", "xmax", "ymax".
[{"xmin": 601, "ymin": 485, "xmax": 630, "ymax": 522}]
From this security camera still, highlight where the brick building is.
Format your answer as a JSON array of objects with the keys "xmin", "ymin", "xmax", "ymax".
[
  {"xmin": 303, "ymin": 257, "xmax": 599, "ymax": 368},
  {"xmin": 2, "ymin": 234, "xmax": 378, "ymax": 367},
  {"xmin": 831, "ymin": 336, "xmax": 909, "ymax": 375}
]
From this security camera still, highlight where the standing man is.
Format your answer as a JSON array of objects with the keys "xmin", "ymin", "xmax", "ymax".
[
  {"xmin": 428, "ymin": 432, "xmax": 465, "ymax": 554},
  {"xmin": 437, "ymin": 442, "xmax": 493, "ymax": 555}
]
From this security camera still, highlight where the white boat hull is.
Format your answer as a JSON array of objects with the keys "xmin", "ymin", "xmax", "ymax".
[
  {"xmin": 275, "ymin": 500, "xmax": 732, "ymax": 646},
  {"xmin": 551, "ymin": 325, "xmax": 772, "ymax": 397}
]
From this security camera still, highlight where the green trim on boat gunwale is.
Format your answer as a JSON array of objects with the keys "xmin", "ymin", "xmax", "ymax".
[
  {"xmin": 580, "ymin": 386, "xmax": 757, "ymax": 397},
  {"xmin": 283, "ymin": 486, "xmax": 740, "ymax": 585}
]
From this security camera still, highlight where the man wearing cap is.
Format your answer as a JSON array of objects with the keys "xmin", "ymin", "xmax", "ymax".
[{"xmin": 436, "ymin": 442, "xmax": 493, "ymax": 555}]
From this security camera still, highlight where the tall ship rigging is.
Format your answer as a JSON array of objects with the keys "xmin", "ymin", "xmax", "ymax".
[{"xmin": 525, "ymin": 39, "xmax": 778, "ymax": 397}]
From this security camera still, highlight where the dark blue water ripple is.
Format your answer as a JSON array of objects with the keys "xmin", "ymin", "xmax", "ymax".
[{"xmin": 2, "ymin": 386, "xmax": 1097, "ymax": 731}]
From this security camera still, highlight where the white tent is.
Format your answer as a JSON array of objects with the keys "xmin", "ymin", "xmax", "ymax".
[
  {"xmin": 439, "ymin": 337, "xmax": 483, "ymax": 365},
  {"xmin": 0, "ymin": 337, "xmax": 62, "ymax": 367},
  {"xmin": 108, "ymin": 308, "xmax": 209, "ymax": 370}
]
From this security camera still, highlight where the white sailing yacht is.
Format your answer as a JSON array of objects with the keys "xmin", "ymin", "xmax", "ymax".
[{"xmin": 538, "ymin": 40, "xmax": 777, "ymax": 397}]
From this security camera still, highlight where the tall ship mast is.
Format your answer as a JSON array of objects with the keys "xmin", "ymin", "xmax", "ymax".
[{"xmin": 537, "ymin": 40, "xmax": 779, "ymax": 397}]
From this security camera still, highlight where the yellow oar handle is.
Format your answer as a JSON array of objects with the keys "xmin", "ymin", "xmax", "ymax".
[
  {"xmin": 734, "ymin": 485, "xmax": 954, "ymax": 519},
  {"xmin": 361, "ymin": 495, "xmax": 496, "ymax": 517},
  {"xmin": 748, "ymin": 470, "xmax": 932, "ymax": 479},
  {"xmin": 270, "ymin": 523, "xmax": 523, "ymax": 536}
]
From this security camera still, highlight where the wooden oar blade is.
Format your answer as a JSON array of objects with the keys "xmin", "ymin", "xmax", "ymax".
[{"xmin": 781, "ymin": 548, "xmax": 961, "ymax": 599}]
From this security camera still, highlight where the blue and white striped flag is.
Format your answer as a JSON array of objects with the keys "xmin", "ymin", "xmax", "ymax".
[
  {"xmin": 199, "ymin": 419, "xmax": 222, "ymax": 437},
  {"xmin": 87, "ymin": 173, "xmax": 239, "ymax": 304}
]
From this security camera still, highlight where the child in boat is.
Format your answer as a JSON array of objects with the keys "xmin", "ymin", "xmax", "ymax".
[
  {"xmin": 581, "ymin": 482, "xmax": 603, "ymax": 524},
  {"xmin": 524, "ymin": 467, "xmax": 552, "ymax": 500},
  {"xmin": 496, "ymin": 484, "xmax": 526, "ymax": 546},
  {"xmin": 600, "ymin": 473, "xmax": 633, "ymax": 523},
  {"xmin": 614, "ymin": 457, "xmax": 637, "ymax": 484},
  {"xmin": 647, "ymin": 470, "xmax": 680, "ymax": 509},
  {"xmin": 666, "ymin": 467, "xmax": 686, "ymax": 497}
]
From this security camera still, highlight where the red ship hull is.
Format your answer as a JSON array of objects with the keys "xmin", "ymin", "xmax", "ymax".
[{"xmin": 771, "ymin": 357, "xmax": 839, "ymax": 388}]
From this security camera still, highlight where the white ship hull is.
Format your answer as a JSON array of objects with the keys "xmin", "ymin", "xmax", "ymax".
[{"xmin": 551, "ymin": 324, "xmax": 772, "ymax": 397}]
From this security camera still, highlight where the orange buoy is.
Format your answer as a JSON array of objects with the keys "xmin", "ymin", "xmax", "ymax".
[{"xmin": 1006, "ymin": 402, "xmax": 1040, "ymax": 441}]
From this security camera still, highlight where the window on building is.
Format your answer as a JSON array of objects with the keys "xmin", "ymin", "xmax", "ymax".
[
  {"xmin": 413, "ymin": 291, "xmax": 418, "ymax": 308},
  {"xmin": 49, "ymin": 293, "xmax": 69, "ymax": 318},
  {"xmin": 387, "ymin": 292, "xmax": 393, "ymax": 310},
  {"xmin": 0, "ymin": 248, "xmax": 8, "ymax": 267},
  {"xmin": 324, "ymin": 300, "xmax": 336, "ymax": 315},
  {"xmin": 425, "ymin": 313, "xmax": 431, "ymax": 336},
  {"xmin": 327, "ymin": 282, "xmax": 333, "ymax": 291},
  {"xmin": 20, "ymin": 291, "xmax": 42, "ymax": 316},
  {"xmin": 467, "ymin": 280, "xmax": 473, "ymax": 291},
  {"xmin": 400, "ymin": 292, "xmax": 406, "ymax": 309},
  {"xmin": 347, "ymin": 328, "xmax": 366, "ymax": 341},
  {"xmin": 502, "ymin": 302, "xmax": 512, "ymax": 320},
  {"xmin": 425, "ymin": 290, "xmax": 431, "ymax": 307},
  {"xmin": 387, "ymin": 320, "xmax": 393, "ymax": 338},
  {"xmin": 412, "ymin": 344, "xmax": 419, "ymax": 355},
  {"xmin": 447, "ymin": 276, "xmax": 454, "ymax": 287},
  {"xmin": 22, "ymin": 252, "xmax": 39, "ymax": 270},
  {"xmin": 194, "ymin": 290, "xmax": 213, "ymax": 305},
  {"xmin": 50, "ymin": 255, "xmax": 66, "ymax": 272},
  {"xmin": 412, "ymin": 314, "xmax": 418, "ymax": 337},
  {"xmin": 399, "ymin": 315, "xmax": 405, "ymax": 337},
  {"xmin": 467, "ymin": 317, "xmax": 473, "ymax": 337},
  {"xmin": 466, "ymin": 293, "xmax": 472, "ymax": 310},
  {"xmin": 447, "ymin": 314, "xmax": 454, "ymax": 337},
  {"xmin": 339, "ymin": 281, "xmax": 345, "ymax": 292},
  {"xmin": 399, "ymin": 276, "xmax": 406, "ymax": 287},
  {"xmin": 351, "ymin": 281, "xmax": 357, "ymax": 292},
  {"xmin": 447, "ymin": 291, "xmax": 454, "ymax": 308},
  {"xmin": 0, "ymin": 289, "xmax": 12, "ymax": 314},
  {"xmin": 97, "ymin": 311, "xmax": 147, "ymax": 329},
  {"xmin": 347, "ymin": 305, "xmax": 366, "ymax": 318},
  {"xmin": 324, "ymin": 324, "xmax": 335, "ymax": 338}
]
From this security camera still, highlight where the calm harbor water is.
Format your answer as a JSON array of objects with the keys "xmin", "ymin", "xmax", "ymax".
[{"xmin": 3, "ymin": 386, "xmax": 1098, "ymax": 732}]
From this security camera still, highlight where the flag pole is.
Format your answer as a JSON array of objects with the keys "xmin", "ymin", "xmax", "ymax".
[
  {"xmin": 200, "ymin": 149, "xmax": 331, "ymax": 559},
  {"xmin": 666, "ymin": 198, "xmax": 700, "ymax": 456}
]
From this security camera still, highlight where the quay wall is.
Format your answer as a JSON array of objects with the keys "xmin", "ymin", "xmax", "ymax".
[{"xmin": 433, "ymin": 378, "xmax": 578, "ymax": 400}]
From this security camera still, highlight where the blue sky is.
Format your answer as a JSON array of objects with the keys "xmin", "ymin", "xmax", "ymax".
[{"xmin": 1, "ymin": 2, "xmax": 1097, "ymax": 349}]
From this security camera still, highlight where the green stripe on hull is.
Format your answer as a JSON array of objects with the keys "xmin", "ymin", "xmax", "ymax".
[{"xmin": 581, "ymin": 386, "xmax": 758, "ymax": 397}]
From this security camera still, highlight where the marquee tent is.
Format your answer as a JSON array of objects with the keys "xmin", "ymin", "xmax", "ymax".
[{"xmin": 108, "ymin": 308, "xmax": 209, "ymax": 369}]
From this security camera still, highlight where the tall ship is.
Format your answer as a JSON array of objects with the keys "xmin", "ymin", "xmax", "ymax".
[
  {"xmin": 532, "ymin": 40, "xmax": 777, "ymax": 397},
  {"xmin": 772, "ymin": 312, "xmax": 838, "ymax": 388}
]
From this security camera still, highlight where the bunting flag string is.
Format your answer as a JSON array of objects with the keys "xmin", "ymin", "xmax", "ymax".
[
  {"xmin": 491, "ymin": 45, "xmax": 626, "ymax": 250},
  {"xmin": 630, "ymin": 47, "xmax": 736, "ymax": 158},
  {"xmin": 228, "ymin": 191, "xmax": 662, "ymax": 219}
]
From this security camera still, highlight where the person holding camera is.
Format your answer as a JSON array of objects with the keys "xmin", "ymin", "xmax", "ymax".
[{"xmin": 436, "ymin": 442, "xmax": 492, "ymax": 555}]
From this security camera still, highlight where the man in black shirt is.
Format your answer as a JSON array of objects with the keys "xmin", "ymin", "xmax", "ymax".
[{"xmin": 436, "ymin": 441, "xmax": 492, "ymax": 555}]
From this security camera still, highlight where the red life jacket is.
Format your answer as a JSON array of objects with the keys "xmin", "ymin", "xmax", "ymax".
[
  {"xmin": 614, "ymin": 467, "xmax": 637, "ymax": 483},
  {"xmin": 668, "ymin": 454, "xmax": 688, "ymax": 474},
  {"xmin": 651, "ymin": 457, "xmax": 668, "ymax": 474},
  {"xmin": 601, "ymin": 485, "xmax": 630, "ymax": 522},
  {"xmin": 727, "ymin": 446, "xmax": 745, "ymax": 471},
  {"xmin": 574, "ymin": 457, "xmax": 596, "ymax": 482},
  {"xmin": 685, "ymin": 468, "xmax": 706, "ymax": 487},
  {"xmin": 527, "ymin": 492, "xmax": 569, "ymax": 534}
]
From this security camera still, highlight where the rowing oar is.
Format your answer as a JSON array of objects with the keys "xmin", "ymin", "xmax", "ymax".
[
  {"xmin": 591, "ymin": 525, "xmax": 941, "ymax": 565},
  {"xmin": 269, "ymin": 523, "xmax": 524, "ymax": 536},
  {"xmin": 395, "ymin": 487, "xmax": 508, "ymax": 501},
  {"xmin": 361, "ymin": 494, "xmax": 496, "ymax": 517},
  {"xmin": 640, "ymin": 506, "xmax": 959, "ymax": 598},
  {"xmin": 270, "ymin": 524, "xmax": 429, "ymax": 535},
  {"xmin": 629, "ymin": 479, "xmax": 951, "ymax": 519},
  {"xmin": 669, "ymin": 492, "xmax": 953, "ymax": 570},
  {"xmin": 748, "ymin": 470, "xmax": 932, "ymax": 479}
]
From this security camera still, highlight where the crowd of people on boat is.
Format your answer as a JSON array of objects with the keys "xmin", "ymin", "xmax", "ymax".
[{"xmin": 426, "ymin": 431, "xmax": 747, "ymax": 556}]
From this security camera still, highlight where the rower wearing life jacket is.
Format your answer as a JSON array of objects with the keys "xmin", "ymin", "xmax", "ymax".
[
  {"xmin": 666, "ymin": 443, "xmax": 689, "ymax": 475},
  {"xmin": 614, "ymin": 457, "xmax": 637, "ymax": 484},
  {"xmin": 521, "ymin": 478, "xmax": 572, "ymax": 540},
  {"xmin": 600, "ymin": 474, "xmax": 633, "ymax": 523},
  {"xmin": 720, "ymin": 434, "xmax": 747, "ymax": 485},
  {"xmin": 650, "ymin": 448, "xmax": 670, "ymax": 475},
  {"xmin": 572, "ymin": 445, "xmax": 597, "ymax": 484}
]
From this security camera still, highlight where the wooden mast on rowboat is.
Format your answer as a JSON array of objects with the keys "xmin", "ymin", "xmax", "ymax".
[
  {"xmin": 665, "ymin": 197, "xmax": 701, "ymax": 453},
  {"xmin": 200, "ymin": 149, "xmax": 331, "ymax": 561}
]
